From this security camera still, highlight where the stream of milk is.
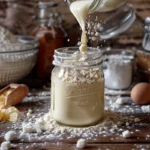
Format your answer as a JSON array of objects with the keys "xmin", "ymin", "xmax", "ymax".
[{"xmin": 70, "ymin": 0, "xmax": 127, "ymax": 53}]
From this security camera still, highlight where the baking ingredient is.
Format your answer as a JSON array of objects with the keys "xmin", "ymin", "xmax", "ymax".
[
  {"xmin": 0, "ymin": 107, "xmax": 19, "ymax": 122},
  {"xmin": 4, "ymin": 131, "xmax": 17, "ymax": 141},
  {"xmin": 70, "ymin": 0, "xmax": 90, "ymax": 53},
  {"xmin": 141, "ymin": 105, "xmax": 150, "ymax": 113},
  {"xmin": 0, "ymin": 26, "xmax": 17, "ymax": 44},
  {"xmin": 20, "ymin": 110, "xmax": 136, "ymax": 139},
  {"xmin": 3, "ymin": 107, "xmax": 19, "ymax": 122},
  {"xmin": 134, "ymin": 118, "xmax": 141, "ymax": 122},
  {"xmin": 76, "ymin": 139, "xmax": 86, "ymax": 148},
  {"xmin": 103, "ymin": 56, "xmax": 133, "ymax": 90},
  {"xmin": 131, "ymin": 83, "xmax": 150, "ymax": 105},
  {"xmin": 51, "ymin": 68, "xmax": 104, "ymax": 126},
  {"xmin": 0, "ymin": 25, "xmax": 31, "ymax": 52},
  {"xmin": 22, "ymin": 123, "xmax": 36, "ymax": 133},
  {"xmin": 116, "ymin": 97, "xmax": 125, "ymax": 105},
  {"xmin": 27, "ymin": 109, "xmax": 32, "ymax": 118},
  {"xmin": 0, "ymin": 141, "xmax": 11, "ymax": 150},
  {"xmin": 70, "ymin": 0, "xmax": 127, "ymax": 53},
  {"xmin": 122, "ymin": 130, "xmax": 131, "ymax": 138}
]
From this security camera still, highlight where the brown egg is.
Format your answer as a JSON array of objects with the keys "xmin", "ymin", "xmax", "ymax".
[{"xmin": 131, "ymin": 83, "xmax": 150, "ymax": 105}]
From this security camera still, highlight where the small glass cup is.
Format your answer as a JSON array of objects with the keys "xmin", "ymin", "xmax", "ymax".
[
  {"xmin": 51, "ymin": 47, "xmax": 104, "ymax": 126},
  {"xmin": 103, "ymin": 50, "xmax": 135, "ymax": 90}
]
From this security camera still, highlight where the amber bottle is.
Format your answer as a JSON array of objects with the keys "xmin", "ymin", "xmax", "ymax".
[
  {"xmin": 33, "ymin": 3, "xmax": 66, "ymax": 79},
  {"xmin": 34, "ymin": 19, "xmax": 56, "ymax": 78}
]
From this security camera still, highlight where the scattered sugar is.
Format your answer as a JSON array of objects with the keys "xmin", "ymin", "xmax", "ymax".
[
  {"xmin": 4, "ymin": 131, "xmax": 17, "ymax": 141},
  {"xmin": 115, "ymin": 97, "xmax": 125, "ymax": 105},
  {"xmin": 76, "ymin": 139, "xmax": 86, "ymax": 148},
  {"xmin": 141, "ymin": 106, "xmax": 150, "ymax": 113},
  {"xmin": 18, "ymin": 110, "xmax": 137, "ymax": 140},
  {"xmin": 0, "ymin": 141, "xmax": 11, "ymax": 150},
  {"xmin": 122, "ymin": 130, "xmax": 131, "ymax": 138}
]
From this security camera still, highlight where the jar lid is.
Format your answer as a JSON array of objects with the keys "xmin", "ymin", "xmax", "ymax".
[
  {"xmin": 103, "ymin": 49, "xmax": 135, "ymax": 61},
  {"xmin": 53, "ymin": 47, "xmax": 103, "ymax": 68},
  {"xmin": 98, "ymin": 5, "xmax": 136, "ymax": 39}
]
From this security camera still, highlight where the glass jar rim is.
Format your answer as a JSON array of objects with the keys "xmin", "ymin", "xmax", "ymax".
[
  {"xmin": 53, "ymin": 47, "xmax": 103, "ymax": 68},
  {"xmin": 102, "ymin": 49, "xmax": 135, "ymax": 61}
]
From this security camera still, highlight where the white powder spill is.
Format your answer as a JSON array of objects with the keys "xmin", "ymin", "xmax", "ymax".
[
  {"xmin": 1, "ymin": 87, "xmax": 150, "ymax": 148},
  {"xmin": 76, "ymin": 139, "xmax": 86, "ymax": 148}
]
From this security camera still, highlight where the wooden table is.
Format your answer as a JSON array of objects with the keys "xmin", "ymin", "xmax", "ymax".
[{"xmin": 0, "ymin": 88, "xmax": 150, "ymax": 150}]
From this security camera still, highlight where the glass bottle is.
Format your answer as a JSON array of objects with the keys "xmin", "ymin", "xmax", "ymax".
[
  {"xmin": 33, "ymin": 2, "xmax": 58, "ymax": 78},
  {"xmin": 51, "ymin": 47, "xmax": 104, "ymax": 126},
  {"xmin": 48, "ymin": 12, "xmax": 67, "ymax": 50}
]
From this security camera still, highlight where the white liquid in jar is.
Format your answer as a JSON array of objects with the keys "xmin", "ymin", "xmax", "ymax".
[{"xmin": 70, "ymin": 0, "xmax": 127, "ymax": 53}]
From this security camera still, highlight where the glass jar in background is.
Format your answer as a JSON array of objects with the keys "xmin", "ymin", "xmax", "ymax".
[
  {"xmin": 103, "ymin": 50, "xmax": 135, "ymax": 90},
  {"xmin": 51, "ymin": 47, "xmax": 104, "ymax": 126},
  {"xmin": 86, "ymin": 5, "xmax": 136, "ymax": 47}
]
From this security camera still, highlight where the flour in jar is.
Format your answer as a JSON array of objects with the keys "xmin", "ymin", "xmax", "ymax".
[{"xmin": 51, "ymin": 68, "xmax": 104, "ymax": 126}]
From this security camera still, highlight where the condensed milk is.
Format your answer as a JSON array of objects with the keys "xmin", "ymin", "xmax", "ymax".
[{"xmin": 70, "ymin": 0, "xmax": 127, "ymax": 53}]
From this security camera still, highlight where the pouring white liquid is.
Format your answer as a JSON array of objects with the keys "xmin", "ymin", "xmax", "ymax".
[
  {"xmin": 70, "ymin": 0, "xmax": 91, "ymax": 53},
  {"xmin": 70, "ymin": 0, "xmax": 127, "ymax": 53}
]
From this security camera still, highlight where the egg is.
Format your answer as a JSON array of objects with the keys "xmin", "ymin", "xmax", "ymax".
[{"xmin": 131, "ymin": 83, "xmax": 150, "ymax": 104}]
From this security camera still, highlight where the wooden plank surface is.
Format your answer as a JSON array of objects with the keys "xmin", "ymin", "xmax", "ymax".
[{"xmin": 0, "ymin": 89, "xmax": 150, "ymax": 149}]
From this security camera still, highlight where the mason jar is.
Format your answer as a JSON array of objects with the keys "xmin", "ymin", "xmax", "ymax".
[{"xmin": 51, "ymin": 47, "xmax": 104, "ymax": 126}]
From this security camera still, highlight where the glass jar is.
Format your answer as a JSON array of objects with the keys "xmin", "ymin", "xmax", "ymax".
[
  {"xmin": 98, "ymin": 5, "xmax": 136, "ymax": 40},
  {"xmin": 51, "ymin": 47, "xmax": 104, "ymax": 126},
  {"xmin": 103, "ymin": 50, "xmax": 135, "ymax": 90},
  {"xmin": 142, "ymin": 17, "xmax": 150, "ymax": 51},
  {"xmin": 67, "ymin": 0, "xmax": 127, "ymax": 13},
  {"xmin": 33, "ymin": 2, "xmax": 57, "ymax": 78}
]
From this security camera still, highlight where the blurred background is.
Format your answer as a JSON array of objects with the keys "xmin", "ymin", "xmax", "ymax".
[
  {"xmin": 0, "ymin": 0, "xmax": 148, "ymax": 49},
  {"xmin": 0, "ymin": 0, "xmax": 149, "ymax": 87}
]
